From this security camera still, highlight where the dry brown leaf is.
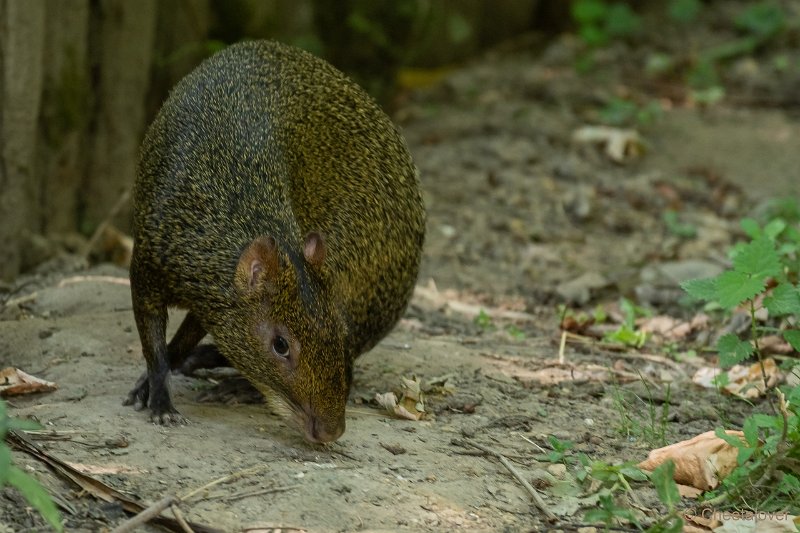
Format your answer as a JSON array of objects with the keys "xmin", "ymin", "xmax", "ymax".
[
  {"xmin": 638, "ymin": 430, "xmax": 743, "ymax": 491},
  {"xmin": 571, "ymin": 125, "xmax": 645, "ymax": 163},
  {"xmin": 0, "ymin": 367, "xmax": 57, "ymax": 397},
  {"xmin": 375, "ymin": 376, "xmax": 425, "ymax": 421},
  {"xmin": 757, "ymin": 335, "xmax": 795, "ymax": 355},
  {"xmin": 99, "ymin": 225, "xmax": 134, "ymax": 268},
  {"xmin": 677, "ymin": 485, "xmax": 703, "ymax": 499},
  {"xmin": 412, "ymin": 282, "xmax": 535, "ymax": 322},
  {"xmin": 637, "ymin": 315, "xmax": 693, "ymax": 340},
  {"xmin": 692, "ymin": 359, "xmax": 783, "ymax": 398}
]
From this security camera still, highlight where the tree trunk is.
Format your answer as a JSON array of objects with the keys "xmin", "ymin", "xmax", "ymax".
[
  {"xmin": 0, "ymin": 0, "xmax": 46, "ymax": 281},
  {"xmin": 147, "ymin": 0, "xmax": 212, "ymax": 120},
  {"xmin": 83, "ymin": 0, "xmax": 156, "ymax": 234},
  {"xmin": 38, "ymin": 0, "xmax": 91, "ymax": 236}
]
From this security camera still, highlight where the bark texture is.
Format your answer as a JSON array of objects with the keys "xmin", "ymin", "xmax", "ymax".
[
  {"xmin": 0, "ymin": 0, "xmax": 46, "ymax": 280},
  {"xmin": 83, "ymin": 0, "xmax": 156, "ymax": 232}
]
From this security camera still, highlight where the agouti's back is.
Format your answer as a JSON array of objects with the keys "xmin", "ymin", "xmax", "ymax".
[{"xmin": 128, "ymin": 41, "xmax": 425, "ymax": 443}]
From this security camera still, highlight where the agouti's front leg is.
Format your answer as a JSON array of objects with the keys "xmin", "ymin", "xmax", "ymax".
[{"xmin": 124, "ymin": 286, "xmax": 186, "ymax": 425}]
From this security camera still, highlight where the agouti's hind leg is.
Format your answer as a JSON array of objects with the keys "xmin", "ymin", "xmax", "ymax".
[
  {"xmin": 179, "ymin": 344, "xmax": 231, "ymax": 375},
  {"xmin": 167, "ymin": 311, "xmax": 208, "ymax": 369},
  {"xmin": 124, "ymin": 286, "xmax": 185, "ymax": 425}
]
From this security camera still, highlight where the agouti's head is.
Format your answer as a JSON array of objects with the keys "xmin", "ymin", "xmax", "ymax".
[{"xmin": 227, "ymin": 233, "xmax": 351, "ymax": 443}]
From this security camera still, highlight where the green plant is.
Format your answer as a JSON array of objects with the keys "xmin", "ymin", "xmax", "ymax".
[
  {"xmin": 611, "ymin": 385, "xmax": 636, "ymax": 439},
  {"xmin": 663, "ymin": 210, "xmax": 697, "ymax": 238},
  {"xmin": 668, "ymin": 0, "xmax": 701, "ymax": 24},
  {"xmin": 682, "ymin": 208, "xmax": 800, "ymax": 511},
  {"xmin": 646, "ymin": 460, "xmax": 685, "ymax": 532},
  {"xmin": 604, "ymin": 298, "xmax": 650, "ymax": 348},
  {"xmin": 506, "ymin": 324, "xmax": 526, "ymax": 340},
  {"xmin": 598, "ymin": 97, "xmax": 662, "ymax": 127},
  {"xmin": 704, "ymin": 388, "xmax": 800, "ymax": 510},
  {"xmin": 610, "ymin": 380, "xmax": 671, "ymax": 447},
  {"xmin": 474, "ymin": 308, "xmax": 493, "ymax": 330},
  {"xmin": 682, "ymin": 221, "xmax": 800, "ymax": 372},
  {"xmin": 584, "ymin": 493, "xmax": 640, "ymax": 529},
  {"xmin": 0, "ymin": 400, "xmax": 63, "ymax": 531},
  {"xmin": 571, "ymin": 0, "xmax": 641, "ymax": 48},
  {"xmin": 688, "ymin": 2, "xmax": 789, "ymax": 95},
  {"xmin": 643, "ymin": 380, "xmax": 672, "ymax": 447},
  {"xmin": 577, "ymin": 455, "xmax": 648, "ymax": 491},
  {"xmin": 542, "ymin": 435, "xmax": 575, "ymax": 464}
]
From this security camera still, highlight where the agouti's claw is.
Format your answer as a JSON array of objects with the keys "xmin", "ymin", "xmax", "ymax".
[{"xmin": 150, "ymin": 410, "xmax": 187, "ymax": 426}]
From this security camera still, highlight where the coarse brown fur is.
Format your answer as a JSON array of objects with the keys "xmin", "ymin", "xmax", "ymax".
[{"xmin": 124, "ymin": 40, "xmax": 425, "ymax": 443}]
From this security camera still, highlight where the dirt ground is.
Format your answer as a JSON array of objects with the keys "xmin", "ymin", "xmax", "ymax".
[{"xmin": 3, "ymin": 6, "xmax": 800, "ymax": 532}]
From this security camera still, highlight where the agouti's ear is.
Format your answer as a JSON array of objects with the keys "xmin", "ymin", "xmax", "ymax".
[
  {"xmin": 303, "ymin": 232, "xmax": 326, "ymax": 268},
  {"xmin": 236, "ymin": 236, "xmax": 280, "ymax": 294}
]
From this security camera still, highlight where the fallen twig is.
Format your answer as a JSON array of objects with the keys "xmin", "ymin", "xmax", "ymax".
[
  {"xmin": 110, "ymin": 496, "xmax": 176, "ymax": 533},
  {"xmin": 7, "ymin": 431, "xmax": 222, "ymax": 533},
  {"xmin": 57, "ymin": 275, "xmax": 130, "ymax": 288},
  {"xmin": 224, "ymin": 484, "xmax": 300, "ymax": 502},
  {"xmin": 458, "ymin": 439, "xmax": 557, "ymax": 521},
  {"xmin": 84, "ymin": 189, "xmax": 131, "ymax": 258},
  {"xmin": 3, "ymin": 292, "xmax": 38, "ymax": 308},
  {"xmin": 111, "ymin": 464, "xmax": 271, "ymax": 531},
  {"xmin": 181, "ymin": 464, "xmax": 269, "ymax": 502},
  {"xmin": 171, "ymin": 504, "xmax": 194, "ymax": 533},
  {"xmin": 561, "ymin": 332, "xmax": 689, "ymax": 376}
]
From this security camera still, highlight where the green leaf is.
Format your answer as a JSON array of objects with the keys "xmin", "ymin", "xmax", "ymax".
[
  {"xmin": 737, "ymin": 446, "xmax": 756, "ymax": 465},
  {"xmin": 681, "ymin": 276, "xmax": 718, "ymax": 302},
  {"xmin": 668, "ymin": 0, "xmax": 701, "ymax": 23},
  {"xmin": 715, "ymin": 427, "xmax": 745, "ymax": 448},
  {"xmin": 742, "ymin": 416, "xmax": 759, "ymax": 447},
  {"xmin": 446, "ymin": 13, "xmax": 472, "ymax": 45},
  {"xmin": 736, "ymin": 3, "xmax": 786, "ymax": 39},
  {"xmin": 0, "ymin": 445, "xmax": 10, "ymax": 486},
  {"xmin": 783, "ymin": 330, "xmax": 800, "ymax": 351},
  {"xmin": 8, "ymin": 466, "xmax": 63, "ymax": 532},
  {"xmin": 572, "ymin": 0, "xmax": 607, "ymax": 24},
  {"xmin": 579, "ymin": 24, "xmax": 608, "ymax": 47},
  {"xmin": 716, "ymin": 271, "xmax": 766, "ymax": 309},
  {"xmin": 474, "ymin": 309, "xmax": 493, "ymax": 329},
  {"xmin": 750, "ymin": 413, "xmax": 780, "ymax": 430},
  {"xmin": 663, "ymin": 210, "xmax": 697, "ymax": 238},
  {"xmin": 619, "ymin": 465, "xmax": 647, "ymax": 481},
  {"xmin": 604, "ymin": 3, "xmax": 641, "ymax": 38},
  {"xmin": 716, "ymin": 333, "xmax": 754, "ymax": 367},
  {"xmin": 780, "ymin": 473, "xmax": 799, "ymax": 495},
  {"xmin": 651, "ymin": 460, "xmax": 680, "ymax": 510},
  {"xmin": 604, "ymin": 326, "xmax": 648, "ymax": 348},
  {"xmin": 763, "ymin": 218, "xmax": 787, "ymax": 239},
  {"xmin": 739, "ymin": 218, "xmax": 761, "ymax": 239},
  {"xmin": 731, "ymin": 235, "xmax": 781, "ymax": 278},
  {"xmin": 8, "ymin": 418, "xmax": 42, "ymax": 431},
  {"xmin": 764, "ymin": 283, "xmax": 800, "ymax": 317}
]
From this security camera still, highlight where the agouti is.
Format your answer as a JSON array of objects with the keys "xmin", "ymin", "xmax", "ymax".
[{"xmin": 124, "ymin": 40, "xmax": 425, "ymax": 443}]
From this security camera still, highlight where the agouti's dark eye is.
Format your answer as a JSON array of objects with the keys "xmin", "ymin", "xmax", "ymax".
[{"xmin": 272, "ymin": 336, "xmax": 290, "ymax": 358}]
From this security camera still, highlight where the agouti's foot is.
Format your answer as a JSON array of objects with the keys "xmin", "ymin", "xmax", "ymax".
[
  {"xmin": 123, "ymin": 372, "xmax": 150, "ymax": 410},
  {"xmin": 149, "ymin": 409, "xmax": 187, "ymax": 426},
  {"xmin": 178, "ymin": 344, "xmax": 231, "ymax": 375},
  {"xmin": 123, "ymin": 371, "xmax": 187, "ymax": 425}
]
